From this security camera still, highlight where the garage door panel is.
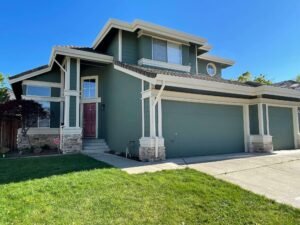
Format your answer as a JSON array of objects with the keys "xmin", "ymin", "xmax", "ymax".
[
  {"xmin": 163, "ymin": 100, "xmax": 245, "ymax": 158},
  {"xmin": 269, "ymin": 106, "xmax": 294, "ymax": 150}
]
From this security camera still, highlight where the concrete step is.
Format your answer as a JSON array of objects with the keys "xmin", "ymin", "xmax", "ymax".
[
  {"xmin": 83, "ymin": 147, "xmax": 109, "ymax": 151},
  {"xmin": 83, "ymin": 143, "xmax": 108, "ymax": 147},
  {"xmin": 82, "ymin": 139, "xmax": 110, "ymax": 153},
  {"xmin": 83, "ymin": 139, "xmax": 105, "ymax": 143}
]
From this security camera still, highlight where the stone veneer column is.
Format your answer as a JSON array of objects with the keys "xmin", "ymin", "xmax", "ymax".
[
  {"xmin": 139, "ymin": 93, "xmax": 166, "ymax": 161},
  {"xmin": 61, "ymin": 57, "xmax": 82, "ymax": 153},
  {"xmin": 248, "ymin": 103, "xmax": 273, "ymax": 153}
]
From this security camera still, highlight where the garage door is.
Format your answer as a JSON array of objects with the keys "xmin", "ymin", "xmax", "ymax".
[
  {"xmin": 162, "ymin": 100, "xmax": 245, "ymax": 158},
  {"xmin": 269, "ymin": 106, "xmax": 294, "ymax": 150}
]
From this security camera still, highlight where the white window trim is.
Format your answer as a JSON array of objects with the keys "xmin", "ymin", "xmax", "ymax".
[
  {"xmin": 138, "ymin": 58, "xmax": 191, "ymax": 73},
  {"xmin": 81, "ymin": 76, "xmax": 98, "ymax": 99},
  {"xmin": 23, "ymin": 80, "xmax": 62, "ymax": 88},
  {"xmin": 206, "ymin": 63, "xmax": 217, "ymax": 76},
  {"xmin": 80, "ymin": 75, "xmax": 100, "ymax": 138},
  {"xmin": 152, "ymin": 38, "xmax": 183, "ymax": 65}
]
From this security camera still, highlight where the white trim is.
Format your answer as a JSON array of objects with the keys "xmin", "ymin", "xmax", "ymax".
[
  {"xmin": 198, "ymin": 53, "xmax": 235, "ymax": 66},
  {"xmin": 54, "ymin": 59, "xmax": 67, "ymax": 73},
  {"xmin": 81, "ymin": 75, "xmax": 99, "ymax": 99},
  {"xmin": 198, "ymin": 44, "xmax": 212, "ymax": 52},
  {"xmin": 62, "ymin": 127, "xmax": 82, "ymax": 135},
  {"xmin": 10, "ymin": 67, "xmax": 51, "ymax": 84},
  {"xmin": 266, "ymin": 104, "xmax": 270, "ymax": 135},
  {"xmin": 64, "ymin": 57, "xmax": 71, "ymax": 127},
  {"xmin": 258, "ymin": 103, "xmax": 264, "ymax": 135},
  {"xmin": 22, "ymin": 80, "xmax": 62, "ymax": 88},
  {"xmin": 141, "ymin": 80, "xmax": 145, "ymax": 137},
  {"xmin": 158, "ymin": 99, "xmax": 162, "ymax": 137},
  {"xmin": 80, "ymin": 98, "xmax": 101, "ymax": 103},
  {"xmin": 22, "ymin": 95, "xmax": 63, "ymax": 102},
  {"xmin": 118, "ymin": 30, "xmax": 122, "ymax": 61},
  {"xmin": 64, "ymin": 90, "xmax": 80, "ymax": 96},
  {"xmin": 292, "ymin": 106, "xmax": 299, "ymax": 148},
  {"xmin": 243, "ymin": 104, "xmax": 250, "ymax": 152},
  {"xmin": 195, "ymin": 45, "xmax": 198, "ymax": 74},
  {"xmin": 92, "ymin": 18, "xmax": 207, "ymax": 49},
  {"xmin": 26, "ymin": 128, "xmax": 60, "ymax": 135},
  {"xmin": 113, "ymin": 64, "xmax": 155, "ymax": 84},
  {"xmin": 76, "ymin": 59, "xmax": 80, "ymax": 128},
  {"xmin": 206, "ymin": 62, "xmax": 217, "ymax": 76},
  {"xmin": 138, "ymin": 58, "xmax": 191, "ymax": 73},
  {"xmin": 9, "ymin": 47, "xmax": 113, "ymax": 84}
]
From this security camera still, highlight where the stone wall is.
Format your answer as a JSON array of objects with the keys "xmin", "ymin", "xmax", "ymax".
[
  {"xmin": 248, "ymin": 135, "xmax": 273, "ymax": 153},
  {"xmin": 139, "ymin": 146, "xmax": 166, "ymax": 162},
  {"xmin": 61, "ymin": 133, "xmax": 82, "ymax": 154},
  {"xmin": 17, "ymin": 133, "xmax": 60, "ymax": 150}
]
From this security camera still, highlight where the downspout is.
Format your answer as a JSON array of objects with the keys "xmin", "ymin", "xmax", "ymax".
[{"xmin": 152, "ymin": 80, "xmax": 166, "ymax": 158}]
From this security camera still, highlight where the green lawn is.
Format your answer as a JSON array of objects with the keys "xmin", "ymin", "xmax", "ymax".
[{"xmin": 0, "ymin": 155, "xmax": 299, "ymax": 225}]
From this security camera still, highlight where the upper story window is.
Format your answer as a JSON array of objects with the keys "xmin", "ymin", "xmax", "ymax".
[
  {"xmin": 152, "ymin": 38, "xmax": 182, "ymax": 65},
  {"xmin": 26, "ymin": 85, "xmax": 50, "ymax": 97},
  {"xmin": 82, "ymin": 78, "xmax": 96, "ymax": 98},
  {"xmin": 206, "ymin": 63, "xmax": 217, "ymax": 76}
]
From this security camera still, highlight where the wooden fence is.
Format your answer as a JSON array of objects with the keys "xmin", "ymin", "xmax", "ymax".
[{"xmin": 0, "ymin": 118, "xmax": 20, "ymax": 151}]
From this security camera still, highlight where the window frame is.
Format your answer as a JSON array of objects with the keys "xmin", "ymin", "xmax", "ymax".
[
  {"xmin": 81, "ymin": 76, "xmax": 98, "ymax": 99},
  {"xmin": 32, "ymin": 101, "xmax": 51, "ymax": 128},
  {"xmin": 152, "ymin": 38, "xmax": 182, "ymax": 65},
  {"xmin": 26, "ymin": 85, "xmax": 51, "ymax": 97},
  {"xmin": 206, "ymin": 63, "xmax": 217, "ymax": 76}
]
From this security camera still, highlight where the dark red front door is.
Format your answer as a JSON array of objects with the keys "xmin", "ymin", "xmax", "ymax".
[{"xmin": 83, "ymin": 103, "xmax": 96, "ymax": 138}]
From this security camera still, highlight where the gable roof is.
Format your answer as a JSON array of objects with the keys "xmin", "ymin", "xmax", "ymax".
[
  {"xmin": 92, "ymin": 19, "xmax": 208, "ymax": 49},
  {"xmin": 9, "ymin": 46, "xmax": 113, "ymax": 84}
]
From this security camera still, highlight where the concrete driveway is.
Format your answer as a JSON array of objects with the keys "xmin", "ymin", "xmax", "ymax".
[{"xmin": 185, "ymin": 150, "xmax": 300, "ymax": 208}]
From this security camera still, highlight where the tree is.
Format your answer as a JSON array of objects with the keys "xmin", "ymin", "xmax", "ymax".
[
  {"xmin": 237, "ymin": 72, "xmax": 252, "ymax": 83},
  {"xmin": 236, "ymin": 72, "xmax": 272, "ymax": 85},
  {"xmin": 0, "ymin": 73, "xmax": 9, "ymax": 103},
  {"xmin": 0, "ymin": 100, "xmax": 47, "ymax": 148},
  {"xmin": 295, "ymin": 74, "xmax": 300, "ymax": 82},
  {"xmin": 253, "ymin": 74, "xmax": 272, "ymax": 85}
]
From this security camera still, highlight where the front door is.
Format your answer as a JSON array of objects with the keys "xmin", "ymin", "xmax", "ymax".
[{"xmin": 83, "ymin": 103, "xmax": 96, "ymax": 138}]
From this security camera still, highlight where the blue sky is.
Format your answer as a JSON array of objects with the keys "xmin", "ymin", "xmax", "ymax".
[{"xmin": 1, "ymin": 0, "xmax": 300, "ymax": 84}]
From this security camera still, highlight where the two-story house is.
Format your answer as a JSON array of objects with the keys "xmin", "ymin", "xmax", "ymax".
[{"xmin": 9, "ymin": 19, "xmax": 300, "ymax": 161}]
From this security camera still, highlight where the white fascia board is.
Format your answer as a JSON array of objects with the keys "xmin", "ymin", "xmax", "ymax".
[
  {"xmin": 198, "ymin": 44, "xmax": 212, "ymax": 51},
  {"xmin": 53, "ymin": 47, "xmax": 113, "ymax": 64},
  {"xmin": 92, "ymin": 19, "xmax": 132, "ymax": 49},
  {"xmin": 256, "ymin": 85, "xmax": 300, "ymax": 99},
  {"xmin": 10, "ymin": 47, "xmax": 114, "ymax": 84},
  {"xmin": 9, "ymin": 66, "xmax": 51, "ymax": 84},
  {"xmin": 92, "ymin": 19, "xmax": 208, "ymax": 49},
  {"xmin": 113, "ymin": 64, "xmax": 156, "ymax": 84},
  {"xmin": 197, "ymin": 53, "xmax": 235, "ymax": 66},
  {"xmin": 155, "ymin": 74, "xmax": 256, "ymax": 96}
]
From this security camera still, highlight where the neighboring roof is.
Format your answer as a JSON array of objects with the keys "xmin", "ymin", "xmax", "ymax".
[
  {"xmin": 114, "ymin": 61, "xmax": 254, "ymax": 87},
  {"xmin": 197, "ymin": 53, "xmax": 235, "ymax": 67},
  {"xmin": 92, "ymin": 19, "xmax": 208, "ymax": 49},
  {"xmin": 274, "ymin": 80, "xmax": 300, "ymax": 90}
]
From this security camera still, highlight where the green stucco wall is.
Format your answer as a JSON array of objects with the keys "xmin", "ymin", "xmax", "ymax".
[
  {"xmin": 106, "ymin": 32, "xmax": 119, "ymax": 58},
  {"xmin": 29, "ymin": 67, "xmax": 61, "ymax": 83},
  {"xmin": 144, "ymin": 98, "xmax": 150, "ymax": 137},
  {"xmin": 249, "ymin": 104, "xmax": 259, "ymax": 135},
  {"xmin": 122, "ymin": 31, "xmax": 138, "ymax": 64},
  {"xmin": 138, "ymin": 35, "xmax": 152, "ymax": 60},
  {"xmin": 69, "ymin": 96, "xmax": 76, "ymax": 127},
  {"xmin": 182, "ymin": 45, "xmax": 190, "ymax": 66},
  {"xmin": 102, "ymin": 64, "xmax": 142, "ymax": 156},
  {"xmin": 198, "ymin": 59, "xmax": 222, "ymax": 77},
  {"xmin": 51, "ymin": 87, "xmax": 60, "ymax": 97},
  {"xmin": 50, "ymin": 102, "xmax": 60, "ymax": 128},
  {"xmin": 162, "ymin": 100, "xmax": 244, "ymax": 158},
  {"xmin": 269, "ymin": 106, "xmax": 294, "ymax": 150},
  {"xmin": 70, "ymin": 58, "xmax": 77, "ymax": 90},
  {"xmin": 263, "ymin": 104, "xmax": 268, "ymax": 135},
  {"xmin": 188, "ymin": 44, "xmax": 197, "ymax": 74}
]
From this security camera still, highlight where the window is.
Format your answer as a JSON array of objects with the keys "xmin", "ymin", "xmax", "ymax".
[
  {"xmin": 32, "ymin": 101, "xmax": 50, "ymax": 128},
  {"xmin": 82, "ymin": 78, "xmax": 96, "ymax": 98},
  {"xmin": 206, "ymin": 63, "xmax": 217, "ymax": 76},
  {"xmin": 152, "ymin": 38, "xmax": 182, "ymax": 64},
  {"xmin": 26, "ymin": 85, "xmax": 51, "ymax": 97}
]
